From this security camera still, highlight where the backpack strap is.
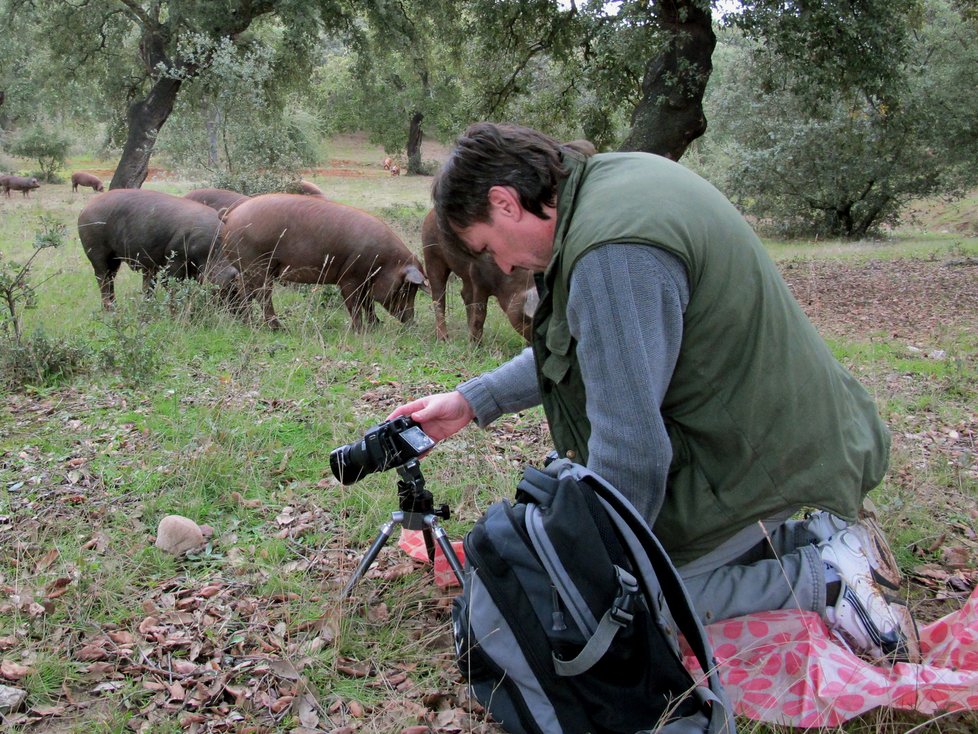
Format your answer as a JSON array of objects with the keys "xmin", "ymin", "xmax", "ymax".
[
  {"xmin": 550, "ymin": 461, "xmax": 735, "ymax": 734},
  {"xmin": 552, "ymin": 566, "xmax": 640, "ymax": 676}
]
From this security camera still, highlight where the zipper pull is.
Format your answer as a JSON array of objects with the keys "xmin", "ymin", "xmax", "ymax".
[{"xmin": 551, "ymin": 586, "xmax": 567, "ymax": 631}]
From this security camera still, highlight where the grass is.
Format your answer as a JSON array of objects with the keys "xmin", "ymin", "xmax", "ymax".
[{"xmin": 0, "ymin": 143, "xmax": 976, "ymax": 732}]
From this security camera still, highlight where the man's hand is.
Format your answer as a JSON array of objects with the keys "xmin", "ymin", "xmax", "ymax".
[{"xmin": 386, "ymin": 391, "xmax": 476, "ymax": 443}]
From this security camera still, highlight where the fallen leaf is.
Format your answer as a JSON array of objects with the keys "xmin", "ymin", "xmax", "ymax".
[
  {"xmin": 76, "ymin": 645, "xmax": 108, "ymax": 662},
  {"xmin": 337, "ymin": 661, "xmax": 373, "ymax": 678},
  {"xmin": 35, "ymin": 548, "xmax": 59, "ymax": 572},
  {"xmin": 297, "ymin": 693, "xmax": 320, "ymax": 728},
  {"xmin": 167, "ymin": 681, "xmax": 186, "ymax": 701},
  {"xmin": 45, "ymin": 577, "xmax": 73, "ymax": 599},
  {"xmin": 107, "ymin": 630, "xmax": 134, "ymax": 646},
  {"xmin": 1, "ymin": 659, "xmax": 31, "ymax": 679},
  {"xmin": 269, "ymin": 694, "xmax": 294, "ymax": 713},
  {"xmin": 30, "ymin": 705, "xmax": 66, "ymax": 716}
]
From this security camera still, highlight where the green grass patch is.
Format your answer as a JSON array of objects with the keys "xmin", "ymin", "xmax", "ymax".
[{"xmin": 1, "ymin": 153, "xmax": 976, "ymax": 733}]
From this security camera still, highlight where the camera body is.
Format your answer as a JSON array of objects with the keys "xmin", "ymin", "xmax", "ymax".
[{"xmin": 330, "ymin": 416, "xmax": 436, "ymax": 485}]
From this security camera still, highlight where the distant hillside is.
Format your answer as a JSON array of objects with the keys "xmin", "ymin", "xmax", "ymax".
[{"xmin": 901, "ymin": 189, "xmax": 978, "ymax": 234}]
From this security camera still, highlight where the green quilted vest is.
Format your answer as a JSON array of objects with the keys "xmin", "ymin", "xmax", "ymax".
[{"xmin": 532, "ymin": 151, "xmax": 891, "ymax": 564}]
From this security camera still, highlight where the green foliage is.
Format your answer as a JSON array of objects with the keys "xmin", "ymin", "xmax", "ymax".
[
  {"xmin": 0, "ymin": 219, "xmax": 92, "ymax": 389},
  {"xmin": 697, "ymin": 0, "xmax": 978, "ymax": 238},
  {"xmin": 156, "ymin": 34, "xmax": 323, "ymax": 181},
  {"xmin": 91, "ymin": 308, "xmax": 164, "ymax": 384},
  {"xmin": 0, "ymin": 329, "xmax": 89, "ymax": 389},
  {"xmin": 0, "ymin": 215, "xmax": 66, "ymax": 340},
  {"xmin": 5, "ymin": 124, "xmax": 71, "ymax": 182},
  {"xmin": 732, "ymin": 0, "xmax": 921, "ymax": 102}
]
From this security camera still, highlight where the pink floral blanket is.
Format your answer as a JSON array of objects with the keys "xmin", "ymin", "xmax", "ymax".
[{"xmin": 399, "ymin": 529, "xmax": 978, "ymax": 726}]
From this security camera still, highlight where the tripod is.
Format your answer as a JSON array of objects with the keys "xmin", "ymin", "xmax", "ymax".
[{"xmin": 342, "ymin": 459, "xmax": 465, "ymax": 598}]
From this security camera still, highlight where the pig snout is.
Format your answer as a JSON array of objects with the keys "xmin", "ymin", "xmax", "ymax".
[
  {"xmin": 385, "ymin": 264, "xmax": 426, "ymax": 323},
  {"xmin": 210, "ymin": 262, "xmax": 240, "ymax": 287}
]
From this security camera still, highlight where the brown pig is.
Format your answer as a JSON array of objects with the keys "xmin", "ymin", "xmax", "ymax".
[
  {"xmin": 71, "ymin": 172, "xmax": 104, "ymax": 193},
  {"xmin": 183, "ymin": 187, "xmax": 250, "ymax": 219},
  {"xmin": 222, "ymin": 194, "xmax": 426, "ymax": 330},
  {"xmin": 298, "ymin": 180, "xmax": 327, "ymax": 197},
  {"xmin": 3, "ymin": 175, "xmax": 40, "ymax": 197},
  {"xmin": 77, "ymin": 189, "xmax": 239, "ymax": 309},
  {"xmin": 421, "ymin": 209, "xmax": 537, "ymax": 342}
]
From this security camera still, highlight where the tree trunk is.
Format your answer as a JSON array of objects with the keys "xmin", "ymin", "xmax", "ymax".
[
  {"xmin": 619, "ymin": 1, "xmax": 716, "ymax": 161},
  {"xmin": 109, "ymin": 77, "xmax": 183, "ymax": 189},
  {"xmin": 206, "ymin": 100, "xmax": 222, "ymax": 167},
  {"xmin": 406, "ymin": 111, "xmax": 424, "ymax": 175}
]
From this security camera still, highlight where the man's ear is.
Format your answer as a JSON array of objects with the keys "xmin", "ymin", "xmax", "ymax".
[{"xmin": 487, "ymin": 186, "xmax": 522, "ymax": 220}]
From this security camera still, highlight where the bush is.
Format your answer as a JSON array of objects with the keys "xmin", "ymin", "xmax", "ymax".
[
  {"xmin": 211, "ymin": 168, "xmax": 301, "ymax": 196},
  {"xmin": 0, "ymin": 330, "xmax": 89, "ymax": 389},
  {"xmin": 92, "ymin": 308, "xmax": 163, "ymax": 383},
  {"xmin": 6, "ymin": 125, "xmax": 71, "ymax": 183}
]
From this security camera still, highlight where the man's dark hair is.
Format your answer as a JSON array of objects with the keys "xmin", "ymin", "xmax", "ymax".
[{"xmin": 432, "ymin": 123, "xmax": 570, "ymax": 252}]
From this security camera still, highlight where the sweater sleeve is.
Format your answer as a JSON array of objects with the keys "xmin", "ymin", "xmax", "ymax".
[
  {"xmin": 457, "ymin": 347, "xmax": 541, "ymax": 427},
  {"xmin": 566, "ymin": 244, "xmax": 689, "ymax": 525}
]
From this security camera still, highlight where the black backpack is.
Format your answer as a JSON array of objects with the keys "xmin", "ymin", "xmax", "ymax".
[{"xmin": 452, "ymin": 460, "xmax": 735, "ymax": 734}]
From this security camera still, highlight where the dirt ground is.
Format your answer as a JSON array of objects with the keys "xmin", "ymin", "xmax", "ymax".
[{"xmin": 780, "ymin": 256, "xmax": 978, "ymax": 341}]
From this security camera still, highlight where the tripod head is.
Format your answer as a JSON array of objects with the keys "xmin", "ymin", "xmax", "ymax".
[
  {"xmin": 342, "ymin": 457, "xmax": 464, "ymax": 597},
  {"xmin": 395, "ymin": 459, "xmax": 450, "ymax": 530}
]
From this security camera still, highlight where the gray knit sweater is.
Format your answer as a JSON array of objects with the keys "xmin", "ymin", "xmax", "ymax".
[{"xmin": 457, "ymin": 243, "xmax": 689, "ymax": 525}]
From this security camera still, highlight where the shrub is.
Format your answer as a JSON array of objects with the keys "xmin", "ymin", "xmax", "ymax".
[
  {"xmin": 0, "ymin": 330, "xmax": 89, "ymax": 389},
  {"xmin": 6, "ymin": 125, "xmax": 71, "ymax": 183},
  {"xmin": 0, "ymin": 216, "xmax": 66, "ymax": 341},
  {"xmin": 92, "ymin": 308, "xmax": 163, "ymax": 383},
  {"xmin": 211, "ymin": 168, "xmax": 301, "ymax": 196}
]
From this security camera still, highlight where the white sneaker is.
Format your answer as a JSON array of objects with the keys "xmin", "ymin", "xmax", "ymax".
[
  {"xmin": 804, "ymin": 510, "xmax": 850, "ymax": 543},
  {"xmin": 806, "ymin": 507, "xmax": 902, "ymax": 590},
  {"xmin": 820, "ymin": 525, "xmax": 921, "ymax": 664}
]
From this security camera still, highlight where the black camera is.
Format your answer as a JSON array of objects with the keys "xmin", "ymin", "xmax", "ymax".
[{"xmin": 329, "ymin": 416, "xmax": 436, "ymax": 485}]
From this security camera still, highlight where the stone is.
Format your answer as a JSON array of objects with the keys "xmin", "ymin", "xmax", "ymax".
[
  {"xmin": 155, "ymin": 515, "xmax": 206, "ymax": 555},
  {"xmin": 0, "ymin": 684, "xmax": 27, "ymax": 713}
]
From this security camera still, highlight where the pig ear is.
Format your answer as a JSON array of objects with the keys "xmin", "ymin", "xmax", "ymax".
[{"xmin": 403, "ymin": 264, "xmax": 427, "ymax": 286}]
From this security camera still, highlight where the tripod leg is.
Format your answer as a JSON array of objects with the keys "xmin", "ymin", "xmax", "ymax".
[
  {"xmin": 342, "ymin": 518, "xmax": 397, "ymax": 598},
  {"xmin": 421, "ymin": 525, "xmax": 437, "ymax": 565},
  {"xmin": 428, "ymin": 520, "xmax": 465, "ymax": 587}
]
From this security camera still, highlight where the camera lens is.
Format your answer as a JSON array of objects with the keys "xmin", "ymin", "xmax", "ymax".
[
  {"xmin": 328, "ymin": 417, "xmax": 435, "ymax": 485},
  {"xmin": 329, "ymin": 439, "xmax": 374, "ymax": 485}
]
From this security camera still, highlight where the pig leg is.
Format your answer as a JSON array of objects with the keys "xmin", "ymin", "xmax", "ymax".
[
  {"xmin": 504, "ymin": 294, "xmax": 534, "ymax": 341},
  {"xmin": 255, "ymin": 278, "xmax": 281, "ymax": 329},
  {"xmin": 461, "ymin": 276, "xmax": 490, "ymax": 343},
  {"xmin": 425, "ymin": 252, "xmax": 451, "ymax": 340},
  {"xmin": 339, "ymin": 279, "xmax": 377, "ymax": 332},
  {"xmin": 227, "ymin": 272, "xmax": 261, "ymax": 324},
  {"xmin": 93, "ymin": 258, "xmax": 121, "ymax": 310}
]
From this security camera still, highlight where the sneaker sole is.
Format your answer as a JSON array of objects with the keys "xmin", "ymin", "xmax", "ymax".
[
  {"xmin": 851, "ymin": 510, "xmax": 903, "ymax": 591},
  {"xmin": 885, "ymin": 599, "xmax": 922, "ymax": 665}
]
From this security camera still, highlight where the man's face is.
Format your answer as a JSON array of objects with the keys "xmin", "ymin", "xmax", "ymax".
[{"xmin": 455, "ymin": 187, "xmax": 556, "ymax": 274}]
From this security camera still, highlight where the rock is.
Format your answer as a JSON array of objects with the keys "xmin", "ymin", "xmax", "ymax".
[
  {"xmin": 155, "ymin": 515, "xmax": 206, "ymax": 555},
  {"xmin": 0, "ymin": 684, "xmax": 26, "ymax": 713}
]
